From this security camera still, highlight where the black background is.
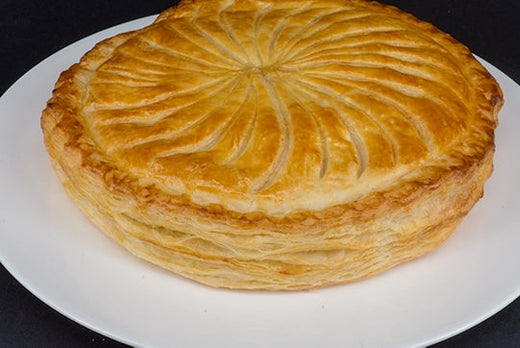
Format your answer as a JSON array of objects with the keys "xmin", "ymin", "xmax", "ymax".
[{"xmin": 1, "ymin": 1, "xmax": 519, "ymax": 346}]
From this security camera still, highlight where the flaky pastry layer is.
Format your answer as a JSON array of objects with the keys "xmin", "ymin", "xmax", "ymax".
[{"xmin": 41, "ymin": 0, "xmax": 502, "ymax": 290}]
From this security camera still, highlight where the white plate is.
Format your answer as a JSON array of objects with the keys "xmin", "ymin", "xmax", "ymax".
[{"xmin": 1, "ymin": 16, "xmax": 519, "ymax": 348}]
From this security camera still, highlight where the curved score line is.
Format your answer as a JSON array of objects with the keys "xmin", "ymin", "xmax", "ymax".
[
  {"xmin": 252, "ymin": 3, "xmax": 274, "ymax": 65},
  {"xmin": 266, "ymin": 4, "xmax": 313, "ymax": 64},
  {"xmin": 154, "ymin": 78, "xmax": 255, "ymax": 158},
  {"xmin": 248, "ymin": 75, "xmax": 294, "ymax": 193},
  {"xmin": 217, "ymin": 2, "xmax": 254, "ymax": 64},
  {"xmin": 190, "ymin": 5, "xmax": 248, "ymax": 66},
  {"xmin": 304, "ymin": 65, "xmax": 469, "ymax": 122},
  {"xmin": 292, "ymin": 78, "xmax": 368, "ymax": 178},
  {"xmin": 270, "ymin": 7, "xmax": 348, "ymax": 63},
  {"xmin": 305, "ymin": 74, "xmax": 436, "ymax": 152},
  {"xmin": 275, "ymin": 13, "xmax": 384, "ymax": 64},
  {"xmin": 87, "ymin": 75, "xmax": 232, "ymax": 117},
  {"xmin": 113, "ymin": 77, "xmax": 243, "ymax": 154},
  {"xmin": 139, "ymin": 28, "xmax": 240, "ymax": 70},
  {"xmin": 125, "ymin": 37, "xmax": 236, "ymax": 73},
  {"xmin": 284, "ymin": 29, "xmax": 408, "ymax": 63},
  {"xmin": 277, "ymin": 79, "xmax": 330, "ymax": 179},
  {"xmin": 286, "ymin": 58, "xmax": 466, "ymax": 109},
  {"xmin": 220, "ymin": 83, "xmax": 259, "ymax": 165}
]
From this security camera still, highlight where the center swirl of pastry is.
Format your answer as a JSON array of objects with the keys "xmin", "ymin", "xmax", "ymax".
[{"xmin": 242, "ymin": 65, "xmax": 285, "ymax": 77}]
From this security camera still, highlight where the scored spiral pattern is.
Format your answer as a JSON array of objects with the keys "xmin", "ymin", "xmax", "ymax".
[{"xmin": 83, "ymin": 0, "xmax": 471, "ymax": 195}]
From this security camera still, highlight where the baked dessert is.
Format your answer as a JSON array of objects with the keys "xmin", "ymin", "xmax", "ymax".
[{"xmin": 41, "ymin": 0, "xmax": 503, "ymax": 290}]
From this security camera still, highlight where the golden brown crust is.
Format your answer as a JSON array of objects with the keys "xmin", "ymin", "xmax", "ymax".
[{"xmin": 41, "ymin": 0, "xmax": 502, "ymax": 290}]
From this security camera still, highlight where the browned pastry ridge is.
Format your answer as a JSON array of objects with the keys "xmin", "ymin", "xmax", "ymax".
[{"xmin": 41, "ymin": 0, "xmax": 503, "ymax": 290}]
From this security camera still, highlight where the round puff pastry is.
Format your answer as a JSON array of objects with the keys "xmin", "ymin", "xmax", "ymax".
[{"xmin": 41, "ymin": 0, "xmax": 503, "ymax": 290}]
